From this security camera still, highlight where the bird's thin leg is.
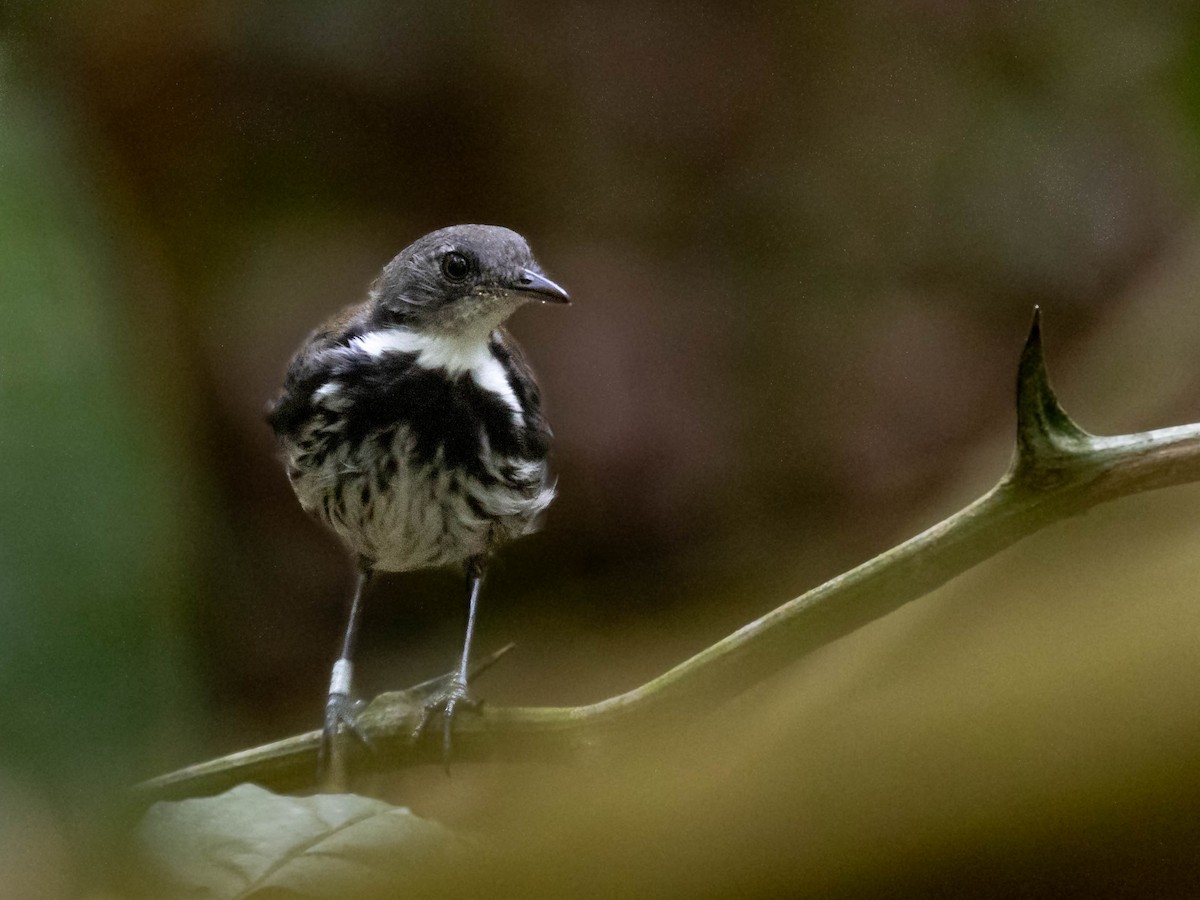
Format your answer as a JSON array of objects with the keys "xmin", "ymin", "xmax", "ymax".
[
  {"xmin": 454, "ymin": 558, "xmax": 484, "ymax": 692},
  {"xmin": 319, "ymin": 564, "xmax": 373, "ymax": 782},
  {"xmin": 415, "ymin": 556, "xmax": 485, "ymax": 767}
]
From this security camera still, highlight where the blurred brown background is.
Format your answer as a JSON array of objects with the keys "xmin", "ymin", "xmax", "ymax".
[{"xmin": 5, "ymin": 2, "xmax": 1200, "ymax": 897}]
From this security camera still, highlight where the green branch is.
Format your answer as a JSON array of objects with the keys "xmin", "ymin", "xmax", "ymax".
[{"xmin": 137, "ymin": 309, "xmax": 1200, "ymax": 802}]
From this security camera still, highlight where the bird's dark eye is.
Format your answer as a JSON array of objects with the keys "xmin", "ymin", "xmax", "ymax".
[{"xmin": 440, "ymin": 251, "xmax": 471, "ymax": 282}]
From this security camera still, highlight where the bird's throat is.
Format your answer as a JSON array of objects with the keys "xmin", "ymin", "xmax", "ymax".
[{"xmin": 350, "ymin": 326, "xmax": 496, "ymax": 375}]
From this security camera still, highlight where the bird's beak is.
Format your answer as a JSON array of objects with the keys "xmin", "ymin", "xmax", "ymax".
[{"xmin": 513, "ymin": 268, "xmax": 570, "ymax": 304}]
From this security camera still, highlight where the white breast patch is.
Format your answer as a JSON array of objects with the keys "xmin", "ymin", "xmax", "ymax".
[{"xmin": 350, "ymin": 328, "xmax": 523, "ymax": 422}]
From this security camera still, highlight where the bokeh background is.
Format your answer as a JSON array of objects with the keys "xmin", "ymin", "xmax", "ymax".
[{"xmin": 6, "ymin": 2, "xmax": 1200, "ymax": 897}]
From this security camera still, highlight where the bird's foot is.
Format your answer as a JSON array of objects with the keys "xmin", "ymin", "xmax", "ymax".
[
  {"xmin": 318, "ymin": 691, "xmax": 372, "ymax": 778},
  {"xmin": 413, "ymin": 679, "xmax": 481, "ymax": 770}
]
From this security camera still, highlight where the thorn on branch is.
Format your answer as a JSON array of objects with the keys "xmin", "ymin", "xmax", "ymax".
[{"xmin": 1010, "ymin": 307, "xmax": 1094, "ymax": 486}]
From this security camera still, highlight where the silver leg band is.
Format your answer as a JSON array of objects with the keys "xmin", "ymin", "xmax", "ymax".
[{"xmin": 329, "ymin": 658, "xmax": 353, "ymax": 696}]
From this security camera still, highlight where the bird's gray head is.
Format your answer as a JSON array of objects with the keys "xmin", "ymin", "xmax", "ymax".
[{"xmin": 369, "ymin": 224, "xmax": 568, "ymax": 336}]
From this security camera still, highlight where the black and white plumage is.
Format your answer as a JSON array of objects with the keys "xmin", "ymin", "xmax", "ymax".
[{"xmin": 267, "ymin": 224, "xmax": 568, "ymax": 771}]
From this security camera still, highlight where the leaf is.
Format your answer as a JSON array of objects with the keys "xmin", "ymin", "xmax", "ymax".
[{"xmin": 137, "ymin": 783, "xmax": 472, "ymax": 898}]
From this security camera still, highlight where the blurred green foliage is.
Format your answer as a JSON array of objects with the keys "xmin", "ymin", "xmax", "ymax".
[{"xmin": 0, "ymin": 48, "xmax": 201, "ymax": 886}]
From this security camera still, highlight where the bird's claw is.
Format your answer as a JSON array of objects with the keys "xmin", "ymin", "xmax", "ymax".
[
  {"xmin": 413, "ymin": 679, "xmax": 481, "ymax": 770},
  {"xmin": 318, "ymin": 692, "xmax": 372, "ymax": 776}
]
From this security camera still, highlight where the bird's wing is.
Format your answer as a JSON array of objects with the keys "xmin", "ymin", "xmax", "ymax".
[{"xmin": 491, "ymin": 328, "xmax": 553, "ymax": 456}]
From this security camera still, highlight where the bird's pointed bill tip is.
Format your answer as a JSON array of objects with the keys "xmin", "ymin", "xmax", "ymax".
[{"xmin": 514, "ymin": 268, "xmax": 570, "ymax": 304}]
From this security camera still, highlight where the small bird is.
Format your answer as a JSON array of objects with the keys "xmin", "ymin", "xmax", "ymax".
[{"xmin": 267, "ymin": 224, "xmax": 568, "ymax": 769}]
